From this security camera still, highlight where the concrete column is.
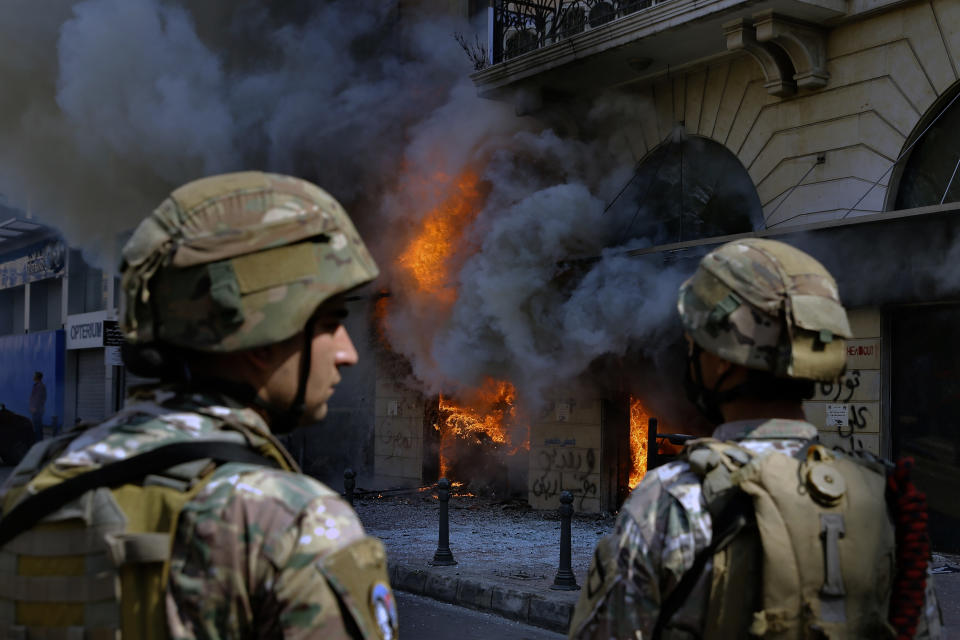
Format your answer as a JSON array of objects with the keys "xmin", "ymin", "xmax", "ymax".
[
  {"xmin": 104, "ymin": 264, "xmax": 120, "ymax": 415},
  {"xmin": 104, "ymin": 347, "xmax": 116, "ymax": 416},
  {"xmin": 61, "ymin": 250, "xmax": 70, "ymax": 326},
  {"xmin": 23, "ymin": 282, "xmax": 30, "ymax": 333},
  {"xmin": 487, "ymin": 2, "xmax": 495, "ymax": 66},
  {"xmin": 104, "ymin": 269, "xmax": 116, "ymax": 316},
  {"xmin": 63, "ymin": 350, "xmax": 77, "ymax": 430}
]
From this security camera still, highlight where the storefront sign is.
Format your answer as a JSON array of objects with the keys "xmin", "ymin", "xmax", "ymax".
[
  {"xmin": 66, "ymin": 311, "xmax": 107, "ymax": 349},
  {"xmin": 0, "ymin": 239, "xmax": 66, "ymax": 290},
  {"xmin": 105, "ymin": 345, "xmax": 124, "ymax": 366},
  {"xmin": 845, "ymin": 339, "xmax": 881, "ymax": 369},
  {"xmin": 103, "ymin": 320, "xmax": 125, "ymax": 347}
]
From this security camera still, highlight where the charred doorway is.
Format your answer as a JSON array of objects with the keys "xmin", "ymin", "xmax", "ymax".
[
  {"xmin": 890, "ymin": 304, "xmax": 960, "ymax": 553},
  {"xmin": 422, "ymin": 381, "xmax": 530, "ymax": 498}
]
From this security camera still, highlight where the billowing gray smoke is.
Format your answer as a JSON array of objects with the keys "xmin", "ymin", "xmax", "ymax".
[
  {"xmin": 0, "ymin": 0, "xmax": 474, "ymax": 261},
  {"xmin": 1, "ymin": 0, "xmax": 693, "ymax": 416},
  {"xmin": 381, "ymin": 120, "xmax": 693, "ymax": 410}
]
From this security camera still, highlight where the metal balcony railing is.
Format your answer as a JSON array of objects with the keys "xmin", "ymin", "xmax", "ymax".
[{"xmin": 488, "ymin": 0, "xmax": 658, "ymax": 65}]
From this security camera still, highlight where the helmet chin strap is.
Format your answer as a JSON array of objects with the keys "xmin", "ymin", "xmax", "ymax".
[
  {"xmin": 189, "ymin": 318, "xmax": 316, "ymax": 434},
  {"xmin": 282, "ymin": 317, "xmax": 316, "ymax": 431}
]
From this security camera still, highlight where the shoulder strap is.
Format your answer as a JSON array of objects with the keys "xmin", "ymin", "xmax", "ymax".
[
  {"xmin": 654, "ymin": 490, "xmax": 753, "ymax": 640},
  {"xmin": 0, "ymin": 440, "xmax": 279, "ymax": 547}
]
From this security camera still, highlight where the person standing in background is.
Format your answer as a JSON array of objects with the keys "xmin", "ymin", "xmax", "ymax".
[{"xmin": 28, "ymin": 371, "xmax": 45, "ymax": 442}]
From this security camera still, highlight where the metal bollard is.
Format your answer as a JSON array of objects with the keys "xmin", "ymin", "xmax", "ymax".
[
  {"xmin": 344, "ymin": 468, "xmax": 356, "ymax": 507},
  {"xmin": 430, "ymin": 478, "xmax": 457, "ymax": 566},
  {"xmin": 647, "ymin": 416, "xmax": 659, "ymax": 471},
  {"xmin": 551, "ymin": 490, "xmax": 580, "ymax": 590}
]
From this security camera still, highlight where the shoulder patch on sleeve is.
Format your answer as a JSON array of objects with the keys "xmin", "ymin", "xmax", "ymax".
[{"xmin": 316, "ymin": 536, "xmax": 397, "ymax": 640}]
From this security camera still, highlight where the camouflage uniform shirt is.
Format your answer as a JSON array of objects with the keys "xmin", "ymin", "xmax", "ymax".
[
  {"xmin": 3, "ymin": 386, "xmax": 387, "ymax": 639},
  {"xmin": 568, "ymin": 419, "xmax": 942, "ymax": 640}
]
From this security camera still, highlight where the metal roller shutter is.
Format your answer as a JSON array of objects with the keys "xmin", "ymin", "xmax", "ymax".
[{"xmin": 75, "ymin": 349, "xmax": 105, "ymax": 424}]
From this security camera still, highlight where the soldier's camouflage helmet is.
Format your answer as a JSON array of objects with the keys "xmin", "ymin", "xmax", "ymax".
[
  {"xmin": 677, "ymin": 238, "xmax": 851, "ymax": 381},
  {"xmin": 120, "ymin": 171, "xmax": 379, "ymax": 352}
]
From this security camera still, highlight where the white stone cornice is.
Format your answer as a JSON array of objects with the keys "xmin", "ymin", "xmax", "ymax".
[
  {"xmin": 723, "ymin": 18, "xmax": 797, "ymax": 97},
  {"xmin": 753, "ymin": 10, "xmax": 830, "ymax": 89}
]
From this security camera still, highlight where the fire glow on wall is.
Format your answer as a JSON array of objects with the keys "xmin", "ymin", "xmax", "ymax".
[{"xmin": 629, "ymin": 396, "xmax": 650, "ymax": 489}]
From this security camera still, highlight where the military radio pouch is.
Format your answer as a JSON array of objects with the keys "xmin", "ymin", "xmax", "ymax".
[
  {"xmin": 0, "ymin": 437, "xmax": 284, "ymax": 639},
  {"xmin": 660, "ymin": 438, "xmax": 898, "ymax": 640}
]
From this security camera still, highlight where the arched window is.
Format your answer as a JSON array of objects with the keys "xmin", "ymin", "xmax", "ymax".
[
  {"xmin": 890, "ymin": 86, "xmax": 960, "ymax": 210},
  {"xmin": 607, "ymin": 133, "xmax": 764, "ymax": 246}
]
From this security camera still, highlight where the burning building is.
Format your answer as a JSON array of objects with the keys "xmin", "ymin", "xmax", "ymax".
[
  {"xmin": 0, "ymin": 0, "xmax": 957, "ymax": 553},
  {"xmin": 462, "ymin": 0, "xmax": 960, "ymax": 552},
  {"xmin": 344, "ymin": 0, "xmax": 960, "ymax": 556}
]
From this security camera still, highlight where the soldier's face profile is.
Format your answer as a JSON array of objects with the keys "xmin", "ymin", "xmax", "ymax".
[
  {"xmin": 255, "ymin": 296, "xmax": 358, "ymax": 426},
  {"xmin": 302, "ymin": 300, "xmax": 358, "ymax": 422}
]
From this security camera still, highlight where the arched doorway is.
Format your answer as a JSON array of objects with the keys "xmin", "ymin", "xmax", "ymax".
[
  {"xmin": 889, "ymin": 85, "xmax": 960, "ymax": 210},
  {"xmin": 607, "ymin": 133, "xmax": 764, "ymax": 247}
]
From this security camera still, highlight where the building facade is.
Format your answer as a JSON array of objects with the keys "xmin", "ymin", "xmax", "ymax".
[
  {"xmin": 0, "ymin": 214, "xmax": 132, "ymax": 450},
  {"xmin": 461, "ymin": 0, "xmax": 960, "ymax": 550}
]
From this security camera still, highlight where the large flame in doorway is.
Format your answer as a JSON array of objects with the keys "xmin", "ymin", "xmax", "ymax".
[
  {"xmin": 629, "ymin": 396, "xmax": 650, "ymax": 489},
  {"xmin": 437, "ymin": 377, "xmax": 528, "ymax": 479}
]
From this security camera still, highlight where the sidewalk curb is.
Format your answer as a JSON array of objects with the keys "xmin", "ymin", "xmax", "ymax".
[{"xmin": 390, "ymin": 563, "xmax": 575, "ymax": 633}]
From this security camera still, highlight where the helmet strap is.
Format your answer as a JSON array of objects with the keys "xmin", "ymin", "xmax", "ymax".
[
  {"xmin": 248, "ymin": 317, "xmax": 315, "ymax": 433},
  {"xmin": 282, "ymin": 317, "xmax": 316, "ymax": 431},
  {"xmin": 186, "ymin": 318, "xmax": 316, "ymax": 434}
]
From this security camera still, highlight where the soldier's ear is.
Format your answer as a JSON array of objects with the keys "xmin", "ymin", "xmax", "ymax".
[
  {"xmin": 699, "ymin": 348, "xmax": 743, "ymax": 389},
  {"xmin": 242, "ymin": 335, "xmax": 301, "ymax": 375},
  {"xmin": 243, "ymin": 345, "xmax": 277, "ymax": 373}
]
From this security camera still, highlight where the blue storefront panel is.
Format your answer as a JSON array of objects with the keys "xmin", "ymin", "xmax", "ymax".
[{"xmin": 0, "ymin": 329, "xmax": 65, "ymax": 430}]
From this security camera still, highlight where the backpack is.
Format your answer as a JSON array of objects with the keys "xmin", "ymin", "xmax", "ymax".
[
  {"xmin": 658, "ymin": 438, "xmax": 897, "ymax": 639},
  {"xmin": 0, "ymin": 424, "xmax": 294, "ymax": 639}
]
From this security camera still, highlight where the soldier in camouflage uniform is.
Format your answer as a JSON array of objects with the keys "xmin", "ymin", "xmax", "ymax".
[
  {"xmin": 569, "ymin": 238, "xmax": 942, "ymax": 639},
  {"xmin": 0, "ymin": 172, "xmax": 398, "ymax": 639}
]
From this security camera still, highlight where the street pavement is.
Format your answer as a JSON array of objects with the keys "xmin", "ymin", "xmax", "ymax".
[
  {"xmin": 361, "ymin": 493, "xmax": 960, "ymax": 637},
  {"xmin": 398, "ymin": 592, "xmax": 563, "ymax": 639}
]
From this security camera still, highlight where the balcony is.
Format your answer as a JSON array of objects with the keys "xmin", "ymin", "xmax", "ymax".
[
  {"xmin": 473, "ymin": 0, "xmax": 847, "ymax": 100},
  {"xmin": 490, "ymin": 0, "xmax": 656, "ymax": 64}
]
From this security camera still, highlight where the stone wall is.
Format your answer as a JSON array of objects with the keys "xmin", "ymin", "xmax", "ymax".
[
  {"xmin": 373, "ymin": 375, "xmax": 426, "ymax": 488},
  {"xmin": 528, "ymin": 395, "xmax": 604, "ymax": 513},
  {"xmin": 618, "ymin": 1, "xmax": 960, "ymax": 227},
  {"xmin": 803, "ymin": 308, "xmax": 883, "ymax": 456}
]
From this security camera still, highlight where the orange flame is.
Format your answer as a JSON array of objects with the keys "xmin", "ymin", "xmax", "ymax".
[
  {"xmin": 440, "ymin": 379, "xmax": 514, "ymax": 444},
  {"xmin": 629, "ymin": 396, "xmax": 650, "ymax": 489},
  {"xmin": 436, "ymin": 378, "xmax": 527, "ymax": 479},
  {"xmin": 392, "ymin": 169, "xmax": 527, "ymax": 484},
  {"xmin": 396, "ymin": 170, "xmax": 483, "ymax": 304}
]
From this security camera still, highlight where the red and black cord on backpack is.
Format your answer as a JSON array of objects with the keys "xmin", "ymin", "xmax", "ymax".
[{"xmin": 886, "ymin": 457, "xmax": 931, "ymax": 639}]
